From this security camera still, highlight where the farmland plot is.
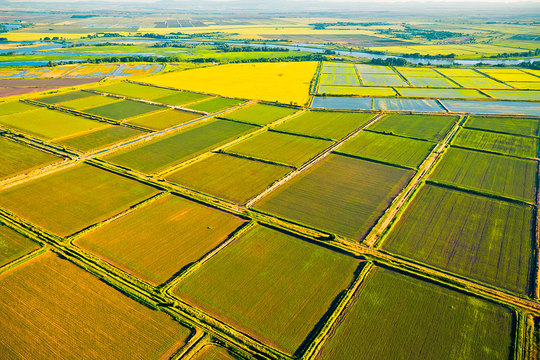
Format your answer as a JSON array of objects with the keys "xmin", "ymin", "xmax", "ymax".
[
  {"xmin": 368, "ymin": 113, "xmax": 457, "ymax": 141},
  {"xmin": 106, "ymin": 119, "xmax": 256, "ymax": 173},
  {"xmin": 453, "ymin": 77, "xmax": 510, "ymax": 89},
  {"xmin": 373, "ymin": 98, "xmax": 446, "ymax": 112},
  {"xmin": 222, "ymin": 103, "xmax": 298, "ymax": 126},
  {"xmin": 153, "ymin": 91, "xmax": 211, "ymax": 106},
  {"xmin": 383, "ymin": 184, "xmax": 534, "ymax": 294},
  {"xmin": 337, "ymin": 131, "xmax": 434, "ymax": 169},
  {"xmin": 83, "ymin": 100, "xmax": 162, "ymax": 120},
  {"xmin": 321, "ymin": 63, "xmax": 356, "ymax": 74},
  {"xmin": 191, "ymin": 344, "xmax": 238, "ymax": 360},
  {"xmin": 0, "ymin": 137, "xmax": 60, "ymax": 180},
  {"xmin": 0, "ymin": 163, "xmax": 159, "ymax": 236},
  {"xmin": 485, "ymin": 90, "xmax": 540, "ymax": 101},
  {"xmin": 452, "ymin": 128, "xmax": 538, "ymax": 158},
  {"xmin": 76, "ymin": 194, "xmax": 245, "ymax": 285},
  {"xmin": 360, "ymin": 73, "xmax": 408, "ymax": 87},
  {"xmin": 37, "ymin": 90, "xmax": 93, "ymax": 104},
  {"xmin": 442, "ymin": 100, "xmax": 540, "ymax": 116},
  {"xmin": 465, "ymin": 116, "xmax": 539, "ymax": 137},
  {"xmin": 311, "ymin": 96, "xmax": 374, "ymax": 110},
  {"xmin": 256, "ymin": 154, "xmax": 414, "ymax": 240},
  {"xmin": 60, "ymin": 94, "xmax": 121, "ymax": 110},
  {"xmin": 0, "ymin": 101, "xmax": 38, "ymax": 116},
  {"xmin": 0, "ymin": 223, "xmax": 39, "ymax": 267},
  {"xmin": 397, "ymin": 87, "xmax": 486, "ymax": 99},
  {"xmin": 126, "ymin": 109, "xmax": 201, "ymax": 130},
  {"xmin": 318, "ymin": 267, "xmax": 514, "ymax": 360},
  {"xmin": 166, "ymin": 153, "xmax": 291, "ymax": 204},
  {"xmin": 0, "ymin": 252, "xmax": 191, "ymax": 359},
  {"xmin": 317, "ymin": 85, "xmax": 395, "ymax": 97},
  {"xmin": 437, "ymin": 68, "xmax": 481, "ymax": 77},
  {"xmin": 185, "ymin": 97, "xmax": 244, "ymax": 113},
  {"xmin": 95, "ymin": 82, "xmax": 177, "ymax": 100},
  {"xmin": 355, "ymin": 64, "xmax": 396, "ymax": 74},
  {"xmin": 55, "ymin": 125, "xmax": 145, "ymax": 152},
  {"xmin": 319, "ymin": 73, "xmax": 360, "ymax": 86},
  {"xmin": 174, "ymin": 225, "xmax": 360, "ymax": 355},
  {"xmin": 405, "ymin": 76, "xmax": 459, "ymax": 88}
]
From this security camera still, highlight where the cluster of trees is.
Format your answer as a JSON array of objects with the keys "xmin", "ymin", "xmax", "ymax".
[
  {"xmin": 488, "ymin": 49, "xmax": 540, "ymax": 59},
  {"xmin": 81, "ymin": 53, "xmax": 325, "ymax": 64},
  {"xmin": 311, "ymin": 21, "xmax": 390, "ymax": 30},
  {"xmin": 379, "ymin": 26, "xmax": 466, "ymax": 41}
]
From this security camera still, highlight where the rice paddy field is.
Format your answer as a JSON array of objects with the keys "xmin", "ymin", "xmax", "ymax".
[
  {"xmin": 83, "ymin": 99, "xmax": 162, "ymax": 120},
  {"xmin": 126, "ymin": 109, "xmax": 201, "ymax": 130},
  {"xmin": 0, "ymin": 136, "xmax": 60, "ymax": 180},
  {"xmin": 397, "ymin": 87, "xmax": 486, "ymax": 99},
  {"xmin": 152, "ymin": 91, "xmax": 211, "ymax": 106},
  {"xmin": 318, "ymin": 267, "xmax": 514, "ymax": 360},
  {"xmin": 465, "ymin": 116, "xmax": 539, "ymax": 137},
  {"xmin": 60, "ymin": 94, "xmax": 121, "ymax": 110},
  {"xmin": 255, "ymin": 154, "xmax": 414, "ymax": 240},
  {"xmin": 95, "ymin": 82, "xmax": 178, "ymax": 100},
  {"xmin": 173, "ymin": 225, "xmax": 360, "ymax": 355},
  {"xmin": 368, "ymin": 113, "xmax": 458, "ymax": 141},
  {"xmin": 221, "ymin": 103, "xmax": 298, "ymax": 126},
  {"xmin": 184, "ymin": 97, "xmax": 244, "ymax": 113},
  {"xmin": 452, "ymin": 128, "xmax": 538, "ymax": 158},
  {"xmin": 317, "ymin": 85, "xmax": 397, "ymax": 96},
  {"xmin": 55, "ymin": 125, "xmax": 145, "ymax": 152}
]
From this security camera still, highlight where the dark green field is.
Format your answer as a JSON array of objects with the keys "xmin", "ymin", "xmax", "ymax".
[
  {"xmin": 368, "ymin": 114, "xmax": 458, "ymax": 141},
  {"xmin": 38, "ymin": 90, "xmax": 93, "ymax": 104},
  {"xmin": 465, "ymin": 116, "xmax": 539, "ymax": 137},
  {"xmin": 126, "ymin": 109, "xmax": 201, "ymax": 130},
  {"xmin": 55, "ymin": 126, "xmax": 144, "ymax": 152},
  {"xmin": 83, "ymin": 100, "xmax": 162, "ymax": 120},
  {"xmin": 452, "ymin": 128, "xmax": 538, "ymax": 158}
]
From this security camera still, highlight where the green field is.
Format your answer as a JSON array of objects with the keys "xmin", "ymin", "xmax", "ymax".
[
  {"xmin": 368, "ymin": 113, "xmax": 457, "ymax": 142},
  {"xmin": 0, "ymin": 101, "xmax": 38, "ymax": 116},
  {"xmin": 452, "ymin": 128, "xmax": 538, "ymax": 158},
  {"xmin": 222, "ymin": 103, "xmax": 298, "ymax": 126},
  {"xmin": 383, "ymin": 184, "xmax": 533, "ymax": 294},
  {"xmin": 0, "ymin": 108, "xmax": 106, "ymax": 140},
  {"xmin": 465, "ymin": 116, "xmax": 539, "ymax": 137},
  {"xmin": 256, "ymin": 154, "xmax": 414, "ymax": 240},
  {"xmin": 173, "ymin": 225, "xmax": 360, "ymax": 355},
  {"xmin": 273, "ymin": 111, "xmax": 374, "ymax": 140},
  {"xmin": 397, "ymin": 88, "xmax": 486, "ymax": 99},
  {"xmin": 0, "ymin": 223, "xmax": 39, "ymax": 267},
  {"xmin": 60, "ymin": 95, "xmax": 120, "ymax": 110},
  {"xmin": 225, "ymin": 131, "xmax": 332, "ymax": 167},
  {"xmin": 83, "ymin": 100, "xmax": 162, "ymax": 120},
  {"xmin": 95, "ymin": 82, "xmax": 177, "ymax": 100},
  {"xmin": 55, "ymin": 126, "xmax": 145, "ymax": 152},
  {"xmin": 166, "ymin": 153, "xmax": 291, "ymax": 204},
  {"xmin": 76, "ymin": 194, "xmax": 245, "ymax": 285},
  {"xmin": 0, "ymin": 163, "xmax": 159, "ymax": 236},
  {"xmin": 486, "ymin": 90, "xmax": 540, "ymax": 101},
  {"xmin": 337, "ymin": 131, "xmax": 434, "ymax": 169},
  {"xmin": 319, "ymin": 267, "xmax": 514, "ymax": 360},
  {"xmin": 153, "ymin": 91, "xmax": 211, "ymax": 106},
  {"xmin": 106, "ymin": 119, "xmax": 255, "ymax": 173},
  {"xmin": 126, "ymin": 109, "xmax": 201, "ymax": 130},
  {"xmin": 0, "ymin": 137, "xmax": 60, "ymax": 180},
  {"xmin": 38, "ymin": 90, "xmax": 94, "ymax": 104},
  {"xmin": 185, "ymin": 97, "xmax": 244, "ymax": 113},
  {"xmin": 431, "ymin": 147, "xmax": 537, "ymax": 202}
]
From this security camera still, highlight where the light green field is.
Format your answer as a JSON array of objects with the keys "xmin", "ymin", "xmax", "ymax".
[
  {"xmin": 0, "ymin": 137, "xmax": 59, "ymax": 180},
  {"xmin": 0, "ymin": 101, "xmax": 38, "ymax": 116},
  {"xmin": 0, "ymin": 223, "xmax": 39, "ymax": 267},
  {"xmin": 166, "ymin": 153, "xmax": 291, "ymax": 204},
  {"xmin": 174, "ymin": 225, "xmax": 360, "ymax": 355},
  {"xmin": 154, "ymin": 91, "xmax": 211, "ymax": 106},
  {"xmin": 95, "ymin": 82, "xmax": 177, "ymax": 100},
  {"xmin": 0, "ymin": 163, "xmax": 159, "ymax": 236},
  {"xmin": 126, "ymin": 109, "xmax": 201, "ymax": 130},
  {"xmin": 465, "ymin": 116, "xmax": 539, "ymax": 137},
  {"xmin": 319, "ymin": 267, "xmax": 514, "ymax": 360},
  {"xmin": 222, "ymin": 103, "xmax": 298, "ymax": 126},
  {"xmin": 225, "ymin": 131, "xmax": 332, "ymax": 167},
  {"xmin": 369, "ymin": 113, "xmax": 457, "ymax": 142},
  {"xmin": 452, "ymin": 128, "xmax": 538, "ymax": 158},
  {"xmin": 60, "ymin": 95, "xmax": 120, "ymax": 110},
  {"xmin": 55, "ymin": 126, "xmax": 144, "ymax": 152},
  {"xmin": 185, "ymin": 97, "xmax": 244, "ymax": 113}
]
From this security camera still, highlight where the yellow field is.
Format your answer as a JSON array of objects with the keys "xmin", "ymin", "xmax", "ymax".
[{"xmin": 142, "ymin": 62, "xmax": 317, "ymax": 105}]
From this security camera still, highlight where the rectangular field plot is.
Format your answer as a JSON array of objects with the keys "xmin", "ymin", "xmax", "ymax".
[
  {"xmin": 106, "ymin": 119, "xmax": 255, "ymax": 173},
  {"xmin": 383, "ymin": 184, "xmax": 534, "ymax": 294},
  {"xmin": 191, "ymin": 345, "xmax": 237, "ymax": 360},
  {"xmin": 454, "ymin": 77, "xmax": 510, "ymax": 89},
  {"xmin": 60, "ymin": 94, "xmax": 121, "ymax": 110},
  {"xmin": 373, "ymin": 98, "xmax": 446, "ymax": 112},
  {"xmin": 37, "ymin": 90, "xmax": 93, "ymax": 104},
  {"xmin": 317, "ymin": 85, "xmax": 396, "ymax": 97},
  {"xmin": 319, "ymin": 73, "xmax": 360, "ymax": 86},
  {"xmin": 225, "ymin": 131, "xmax": 332, "ymax": 167},
  {"xmin": 166, "ymin": 153, "xmax": 291, "ymax": 204},
  {"xmin": 509, "ymin": 82, "xmax": 540, "ymax": 90},
  {"xmin": 318, "ymin": 267, "xmax": 514, "ymax": 360},
  {"xmin": 76, "ymin": 194, "xmax": 245, "ymax": 285},
  {"xmin": 355, "ymin": 64, "xmax": 396, "ymax": 74},
  {"xmin": 442, "ymin": 100, "xmax": 540, "ymax": 116},
  {"xmin": 0, "ymin": 163, "xmax": 159, "ymax": 236},
  {"xmin": 485, "ymin": 90, "xmax": 540, "ymax": 101},
  {"xmin": 0, "ymin": 252, "xmax": 191, "ymax": 360},
  {"xmin": 0, "ymin": 101, "xmax": 38, "ymax": 116},
  {"xmin": 255, "ymin": 154, "xmax": 414, "ymax": 240},
  {"xmin": 153, "ymin": 91, "xmax": 211, "ymax": 106},
  {"xmin": 222, "ymin": 103, "xmax": 298, "ymax": 126},
  {"xmin": 95, "ymin": 82, "xmax": 177, "ymax": 100},
  {"xmin": 437, "ymin": 68, "xmax": 482, "ymax": 77},
  {"xmin": 273, "ymin": 111, "xmax": 374, "ymax": 140},
  {"xmin": 83, "ymin": 100, "xmax": 162, "ymax": 120},
  {"xmin": 0, "ymin": 108, "xmax": 106, "ymax": 140},
  {"xmin": 321, "ymin": 63, "xmax": 356, "ymax": 74},
  {"xmin": 360, "ymin": 73, "xmax": 408, "ymax": 87},
  {"xmin": 311, "ymin": 96, "xmax": 373, "ymax": 110},
  {"xmin": 368, "ymin": 113, "xmax": 457, "ymax": 141},
  {"xmin": 173, "ymin": 225, "xmax": 360, "ymax": 355},
  {"xmin": 406, "ymin": 76, "xmax": 459, "ymax": 88},
  {"xmin": 0, "ymin": 223, "xmax": 39, "ymax": 267},
  {"xmin": 0, "ymin": 137, "xmax": 60, "ymax": 180},
  {"xmin": 337, "ymin": 131, "xmax": 434, "ymax": 169},
  {"xmin": 55, "ymin": 125, "xmax": 145, "ymax": 153},
  {"xmin": 397, "ymin": 87, "xmax": 486, "ymax": 99},
  {"xmin": 431, "ymin": 147, "xmax": 537, "ymax": 202},
  {"xmin": 488, "ymin": 72, "xmax": 540, "ymax": 83},
  {"xmin": 395, "ymin": 67, "xmax": 440, "ymax": 77},
  {"xmin": 126, "ymin": 109, "xmax": 201, "ymax": 130},
  {"xmin": 465, "ymin": 115, "xmax": 539, "ymax": 137},
  {"xmin": 452, "ymin": 128, "xmax": 538, "ymax": 158},
  {"xmin": 185, "ymin": 97, "xmax": 244, "ymax": 113}
]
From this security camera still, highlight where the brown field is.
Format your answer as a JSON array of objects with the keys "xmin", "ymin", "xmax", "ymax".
[{"xmin": 0, "ymin": 77, "xmax": 100, "ymax": 87}]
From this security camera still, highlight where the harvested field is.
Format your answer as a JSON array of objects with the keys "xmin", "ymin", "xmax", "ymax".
[
  {"xmin": 397, "ymin": 88, "xmax": 486, "ymax": 99},
  {"xmin": 76, "ymin": 194, "xmax": 245, "ymax": 285},
  {"xmin": 0, "ymin": 252, "xmax": 191, "ymax": 359},
  {"xmin": 318, "ymin": 267, "xmax": 514, "ymax": 360},
  {"xmin": 106, "ymin": 119, "xmax": 255, "ymax": 173},
  {"xmin": 0, "ymin": 101, "xmax": 39, "ymax": 116},
  {"xmin": 465, "ymin": 116, "xmax": 539, "ymax": 137},
  {"xmin": 185, "ymin": 97, "xmax": 244, "ymax": 113},
  {"xmin": 0, "ymin": 223, "xmax": 39, "ymax": 267},
  {"xmin": 452, "ymin": 128, "xmax": 538, "ymax": 158},
  {"xmin": 153, "ymin": 91, "xmax": 211, "ymax": 106},
  {"xmin": 174, "ymin": 225, "xmax": 360, "ymax": 355},
  {"xmin": 166, "ymin": 153, "xmax": 291, "ymax": 204},
  {"xmin": 0, "ymin": 163, "xmax": 159, "ymax": 236},
  {"xmin": 55, "ymin": 126, "xmax": 145, "ymax": 152},
  {"xmin": 60, "ymin": 94, "xmax": 120, "ymax": 110},
  {"xmin": 0, "ymin": 108, "xmax": 106, "ymax": 140},
  {"xmin": 95, "ymin": 82, "xmax": 177, "ymax": 100},
  {"xmin": 0, "ymin": 87, "xmax": 55, "ymax": 98},
  {"xmin": 0, "ymin": 137, "xmax": 60, "ymax": 180},
  {"xmin": 337, "ymin": 131, "xmax": 434, "ymax": 169},
  {"xmin": 368, "ymin": 113, "xmax": 457, "ymax": 141},
  {"xmin": 383, "ymin": 184, "xmax": 534, "ymax": 294},
  {"xmin": 191, "ymin": 344, "xmax": 237, "ymax": 360},
  {"xmin": 126, "ymin": 109, "xmax": 201, "ymax": 130},
  {"xmin": 83, "ymin": 100, "xmax": 162, "ymax": 120},
  {"xmin": 225, "ymin": 131, "xmax": 332, "ymax": 167},
  {"xmin": 273, "ymin": 111, "xmax": 374, "ymax": 140},
  {"xmin": 256, "ymin": 154, "xmax": 414, "ymax": 240},
  {"xmin": 38, "ymin": 90, "xmax": 93, "ymax": 104},
  {"xmin": 431, "ymin": 147, "xmax": 537, "ymax": 202},
  {"xmin": 222, "ymin": 103, "xmax": 298, "ymax": 126}
]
